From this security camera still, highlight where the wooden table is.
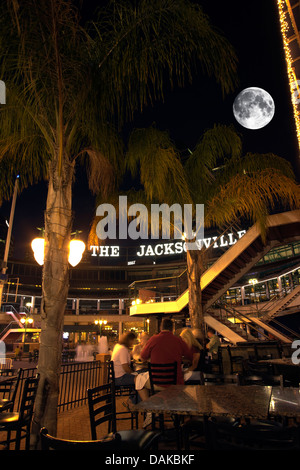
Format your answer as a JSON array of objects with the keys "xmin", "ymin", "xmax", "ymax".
[{"xmin": 133, "ymin": 384, "xmax": 273, "ymax": 420}]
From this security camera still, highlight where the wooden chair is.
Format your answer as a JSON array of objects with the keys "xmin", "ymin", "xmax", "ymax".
[
  {"xmin": 108, "ymin": 360, "xmax": 138, "ymax": 429},
  {"xmin": 0, "ymin": 368, "xmax": 22, "ymax": 412},
  {"xmin": 0, "ymin": 375, "xmax": 39, "ymax": 450},
  {"xmin": 88, "ymin": 382, "xmax": 161, "ymax": 451},
  {"xmin": 40, "ymin": 427, "xmax": 120, "ymax": 451}
]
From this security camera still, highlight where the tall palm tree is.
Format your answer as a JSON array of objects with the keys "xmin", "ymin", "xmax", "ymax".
[
  {"xmin": 124, "ymin": 124, "xmax": 300, "ymax": 341},
  {"xmin": 0, "ymin": 0, "xmax": 238, "ymax": 441}
]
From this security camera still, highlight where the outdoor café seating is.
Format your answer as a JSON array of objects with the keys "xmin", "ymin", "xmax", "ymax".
[
  {"xmin": 0, "ymin": 375, "xmax": 39, "ymax": 450},
  {"xmin": 87, "ymin": 382, "xmax": 161, "ymax": 451},
  {"xmin": 0, "ymin": 368, "xmax": 22, "ymax": 412},
  {"xmin": 108, "ymin": 360, "xmax": 138, "ymax": 429},
  {"xmin": 148, "ymin": 361, "xmax": 179, "ymax": 440}
]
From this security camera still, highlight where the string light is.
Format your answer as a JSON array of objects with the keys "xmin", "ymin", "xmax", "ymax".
[{"xmin": 277, "ymin": 0, "xmax": 300, "ymax": 153}]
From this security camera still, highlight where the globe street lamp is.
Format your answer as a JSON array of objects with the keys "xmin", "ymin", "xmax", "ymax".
[
  {"xmin": 31, "ymin": 230, "xmax": 85, "ymax": 267},
  {"xmin": 249, "ymin": 278, "xmax": 258, "ymax": 303},
  {"xmin": 20, "ymin": 316, "xmax": 34, "ymax": 343},
  {"xmin": 94, "ymin": 319, "xmax": 107, "ymax": 337}
]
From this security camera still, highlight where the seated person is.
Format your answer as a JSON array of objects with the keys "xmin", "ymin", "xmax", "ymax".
[
  {"xmin": 111, "ymin": 331, "xmax": 137, "ymax": 387},
  {"xmin": 138, "ymin": 318, "xmax": 193, "ymax": 428},
  {"xmin": 132, "ymin": 332, "xmax": 150, "ymax": 370},
  {"xmin": 139, "ymin": 318, "xmax": 193, "ymax": 396},
  {"xmin": 180, "ymin": 328, "xmax": 204, "ymax": 383},
  {"xmin": 206, "ymin": 327, "xmax": 221, "ymax": 360}
]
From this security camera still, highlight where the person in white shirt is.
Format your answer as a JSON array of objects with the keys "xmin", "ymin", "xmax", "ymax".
[{"xmin": 111, "ymin": 332, "xmax": 136, "ymax": 386}]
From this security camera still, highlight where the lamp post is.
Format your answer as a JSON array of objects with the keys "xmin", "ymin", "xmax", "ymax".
[
  {"xmin": 94, "ymin": 319, "xmax": 107, "ymax": 337},
  {"xmin": 0, "ymin": 175, "xmax": 19, "ymax": 309},
  {"xmin": 249, "ymin": 278, "xmax": 258, "ymax": 303},
  {"xmin": 20, "ymin": 316, "xmax": 34, "ymax": 343}
]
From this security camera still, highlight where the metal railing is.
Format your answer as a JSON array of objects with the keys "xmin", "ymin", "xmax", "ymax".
[
  {"xmin": 9, "ymin": 360, "xmax": 108, "ymax": 413},
  {"xmin": 215, "ymin": 301, "xmax": 300, "ymax": 341},
  {"xmin": 213, "ymin": 302, "xmax": 271, "ymax": 342},
  {"xmin": 0, "ymin": 321, "xmax": 21, "ymax": 341},
  {"xmin": 128, "ymin": 268, "xmax": 188, "ymax": 304}
]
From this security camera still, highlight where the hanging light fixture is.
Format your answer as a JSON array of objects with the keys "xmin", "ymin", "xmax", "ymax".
[
  {"xmin": 31, "ymin": 237, "xmax": 45, "ymax": 266},
  {"xmin": 68, "ymin": 239, "xmax": 86, "ymax": 267},
  {"xmin": 31, "ymin": 229, "xmax": 85, "ymax": 267}
]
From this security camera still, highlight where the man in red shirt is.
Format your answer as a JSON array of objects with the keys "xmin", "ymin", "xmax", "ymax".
[
  {"xmin": 140, "ymin": 317, "xmax": 193, "ymax": 385},
  {"xmin": 137, "ymin": 318, "xmax": 193, "ymax": 428}
]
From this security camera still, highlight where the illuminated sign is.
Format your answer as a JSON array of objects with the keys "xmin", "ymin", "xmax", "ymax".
[{"xmin": 89, "ymin": 230, "xmax": 247, "ymax": 258}]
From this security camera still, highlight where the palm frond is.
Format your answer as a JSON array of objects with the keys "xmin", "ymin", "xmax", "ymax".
[
  {"xmin": 88, "ymin": 0, "xmax": 238, "ymax": 124},
  {"xmin": 184, "ymin": 124, "xmax": 243, "ymax": 200},
  {"xmin": 205, "ymin": 169, "xmax": 300, "ymax": 241},
  {"xmin": 126, "ymin": 126, "xmax": 192, "ymax": 204}
]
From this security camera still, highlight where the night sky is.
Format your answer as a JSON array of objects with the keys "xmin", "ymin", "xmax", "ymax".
[{"xmin": 0, "ymin": 0, "xmax": 299, "ymax": 259}]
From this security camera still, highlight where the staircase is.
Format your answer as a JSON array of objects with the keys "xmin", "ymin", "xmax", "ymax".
[
  {"xmin": 129, "ymin": 210, "xmax": 300, "ymax": 343},
  {"xmin": 3, "ymin": 305, "xmax": 25, "ymax": 327},
  {"xmin": 213, "ymin": 302, "xmax": 296, "ymax": 344},
  {"xmin": 130, "ymin": 210, "xmax": 300, "ymax": 315},
  {"xmin": 204, "ymin": 310, "xmax": 256, "ymax": 343},
  {"xmin": 260, "ymin": 285, "xmax": 300, "ymax": 322}
]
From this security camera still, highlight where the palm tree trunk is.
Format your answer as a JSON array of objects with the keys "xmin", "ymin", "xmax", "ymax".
[
  {"xmin": 31, "ymin": 158, "xmax": 74, "ymax": 447},
  {"xmin": 187, "ymin": 247, "xmax": 206, "ymax": 347}
]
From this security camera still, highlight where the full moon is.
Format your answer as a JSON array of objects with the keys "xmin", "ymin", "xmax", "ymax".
[{"xmin": 233, "ymin": 87, "xmax": 275, "ymax": 130}]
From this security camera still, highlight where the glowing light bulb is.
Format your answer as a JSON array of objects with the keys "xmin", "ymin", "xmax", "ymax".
[
  {"xmin": 68, "ymin": 239, "xmax": 86, "ymax": 267},
  {"xmin": 31, "ymin": 238, "xmax": 45, "ymax": 265},
  {"xmin": 277, "ymin": 0, "xmax": 300, "ymax": 153}
]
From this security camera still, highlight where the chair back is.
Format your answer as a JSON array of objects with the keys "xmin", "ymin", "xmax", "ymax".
[
  {"xmin": 0, "ymin": 376, "xmax": 16, "ymax": 399},
  {"xmin": 0, "ymin": 368, "xmax": 16, "ymax": 377},
  {"xmin": 201, "ymin": 372, "xmax": 241, "ymax": 386},
  {"xmin": 40, "ymin": 427, "xmax": 120, "ymax": 450},
  {"xmin": 108, "ymin": 360, "xmax": 115, "ymax": 382},
  {"xmin": 0, "ymin": 358, "xmax": 13, "ymax": 370},
  {"xmin": 0, "ymin": 368, "xmax": 22, "ymax": 411},
  {"xmin": 87, "ymin": 382, "xmax": 117, "ymax": 440},
  {"xmin": 19, "ymin": 375, "xmax": 40, "ymax": 425},
  {"xmin": 108, "ymin": 360, "xmax": 134, "ymax": 394},
  {"xmin": 148, "ymin": 362, "xmax": 177, "ymax": 395}
]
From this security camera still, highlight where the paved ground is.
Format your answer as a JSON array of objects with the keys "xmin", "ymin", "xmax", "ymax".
[
  {"xmin": 56, "ymin": 398, "xmax": 136, "ymax": 441},
  {"xmin": 56, "ymin": 398, "xmax": 182, "ymax": 449}
]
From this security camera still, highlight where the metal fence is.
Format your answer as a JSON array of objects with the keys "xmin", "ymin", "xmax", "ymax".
[{"xmin": 12, "ymin": 360, "xmax": 108, "ymax": 413}]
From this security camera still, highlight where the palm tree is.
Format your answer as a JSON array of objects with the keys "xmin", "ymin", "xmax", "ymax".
[
  {"xmin": 0, "ymin": 0, "xmax": 238, "ymax": 441},
  {"xmin": 123, "ymin": 124, "xmax": 300, "ymax": 341}
]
